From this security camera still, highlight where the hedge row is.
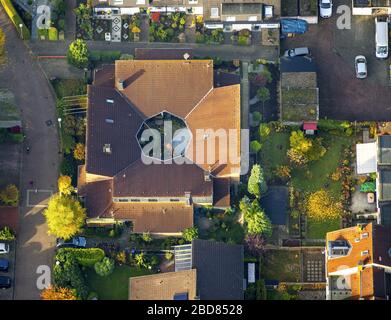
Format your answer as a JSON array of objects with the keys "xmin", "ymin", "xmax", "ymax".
[
  {"xmin": 58, "ymin": 248, "xmax": 105, "ymax": 267},
  {"xmin": 89, "ymin": 50, "xmax": 121, "ymax": 63},
  {"xmin": 0, "ymin": 0, "xmax": 30, "ymax": 40}
]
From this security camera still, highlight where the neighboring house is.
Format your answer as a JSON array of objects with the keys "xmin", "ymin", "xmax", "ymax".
[
  {"xmin": 129, "ymin": 239, "xmax": 244, "ymax": 300},
  {"xmin": 376, "ymin": 135, "xmax": 391, "ymax": 226},
  {"xmin": 280, "ymin": 56, "xmax": 319, "ymax": 125},
  {"xmin": 92, "ymin": 0, "xmax": 281, "ymax": 31},
  {"xmin": 356, "ymin": 135, "xmax": 391, "ymax": 226},
  {"xmin": 78, "ymin": 59, "xmax": 241, "ymax": 235},
  {"xmin": 325, "ymin": 223, "xmax": 391, "ymax": 300},
  {"xmin": 352, "ymin": 0, "xmax": 391, "ymax": 15}
]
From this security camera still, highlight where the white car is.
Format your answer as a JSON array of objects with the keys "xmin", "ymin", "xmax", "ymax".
[
  {"xmin": 355, "ymin": 55, "xmax": 367, "ymax": 79},
  {"xmin": 0, "ymin": 243, "xmax": 9, "ymax": 255},
  {"xmin": 319, "ymin": 0, "xmax": 333, "ymax": 18}
]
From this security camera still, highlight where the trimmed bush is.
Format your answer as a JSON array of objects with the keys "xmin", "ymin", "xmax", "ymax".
[
  {"xmin": 0, "ymin": 0, "xmax": 30, "ymax": 39},
  {"xmin": 0, "ymin": 226, "xmax": 15, "ymax": 241},
  {"xmin": 94, "ymin": 257, "xmax": 114, "ymax": 276},
  {"xmin": 58, "ymin": 248, "xmax": 105, "ymax": 267},
  {"xmin": 48, "ymin": 27, "xmax": 58, "ymax": 41},
  {"xmin": 250, "ymin": 140, "xmax": 262, "ymax": 153},
  {"xmin": 89, "ymin": 50, "xmax": 121, "ymax": 63}
]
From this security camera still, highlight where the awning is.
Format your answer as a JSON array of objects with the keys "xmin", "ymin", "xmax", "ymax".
[
  {"xmin": 356, "ymin": 142, "xmax": 377, "ymax": 174},
  {"xmin": 303, "ymin": 121, "xmax": 317, "ymax": 131}
]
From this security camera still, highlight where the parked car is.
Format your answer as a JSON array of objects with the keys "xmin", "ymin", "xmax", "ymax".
[
  {"xmin": 355, "ymin": 55, "xmax": 367, "ymax": 79},
  {"xmin": 375, "ymin": 16, "xmax": 389, "ymax": 59},
  {"xmin": 319, "ymin": 0, "xmax": 333, "ymax": 18},
  {"xmin": 0, "ymin": 259, "xmax": 9, "ymax": 272},
  {"xmin": 283, "ymin": 47, "xmax": 311, "ymax": 57},
  {"xmin": 56, "ymin": 237, "xmax": 87, "ymax": 249},
  {"xmin": 0, "ymin": 243, "xmax": 9, "ymax": 255},
  {"xmin": 0, "ymin": 276, "xmax": 11, "ymax": 289}
]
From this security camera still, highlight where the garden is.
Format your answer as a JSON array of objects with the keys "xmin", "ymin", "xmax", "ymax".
[
  {"xmin": 149, "ymin": 12, "xmax": 187, "ymax": 43},
  {"xmin": 255, "ymin": 120, "xmax": 364, "ymax": 240}
]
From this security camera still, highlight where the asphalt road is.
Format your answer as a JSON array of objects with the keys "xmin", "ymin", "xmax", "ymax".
[
  {"xmin": 0, "ymin": 7, "xmax": 59, "ymax": 299},
  {"xmin": 29, "ymin": 39, "xmax": 280, "ymax": 61}
]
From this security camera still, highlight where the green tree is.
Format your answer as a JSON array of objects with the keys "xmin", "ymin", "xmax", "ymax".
[
  {"xmin": 94, "ymin": 257, "xmax": 114, "ymax": 276},
  {"xmin": 247, "ymin": 164, "xmax": 267, "ymax": 198},
  {"xmin": 73, "ymin": 143, "xmax": 85, "ymax": 161},
  {"xmin": 43, "ymin": 194, "xmax": 86, "ymax": 239},
  {"xmin": 0, "ymin": 184, "xmax": 19, "ymax": 206},
  {"xmin": 257, "ymin": 87, "xmax": 270, "ymax": 115},
  {"xmin": 67, "ymin": 39, "xmax": 89, "ymax": 69},
  {"xmin": 240, "ymin": 197, "xmax": 272, "ymax": 237},
  {"xmin": 288, "ymin": 130, "xmax": 326, "ymax": 166},
  {"xmin": 182, "ymin": 227, "xmax": 198, "ymax": 242},
  {"xmin": 250, "ymin": 140, "xmax": 262, "ymax": 153}
]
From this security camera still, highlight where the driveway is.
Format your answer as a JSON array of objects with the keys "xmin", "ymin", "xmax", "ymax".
[
  {"xmin": 0, "ymin": 7, "xmax": 59, "ymax": 299},
  {"xmin": 281, "ymin": 0, "xmax": 391, "ymax": 121}
]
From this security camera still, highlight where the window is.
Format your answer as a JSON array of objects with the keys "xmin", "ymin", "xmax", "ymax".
[
  {"xmin": 211, "ymin": 7, "xmax": 219, "ymax": 18},
  {"xmin": 148, "ymin": 199, "xmax": 158, "ymax": 202},
  {"xmin": 130, "ymin": 199, "xmax": 140, "ymax": 202},
  {"xmin": 188, "ymin": 0, "xmax": 198, "ymax": 4},
  {"xmin": 360, "ymin": 232, "xmax": 369, "ymax": 239},
  {"xmin": 170, "ymin": 198, "xmax": 180, "ymax": 202},
  {"xmin": 361, "ymin": 250, "xmax": 369, "ymax": 256},
  {"xmin": 136, "ymin": 0, "xmax": 145, "ymax": 4},
  {"xmin": 106, "ymin": 99, "xmax": 114, "ymax": 104},
  {"xmin": 103, "ymin": 144, "xmax": 112, "ymax": 154},
  {"xmin": 118, "ymin": 198, "xmax": 129, "ymax": 202}
]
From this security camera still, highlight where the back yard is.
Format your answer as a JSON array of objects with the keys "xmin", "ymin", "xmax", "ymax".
[
  {"xmin": 86, "ymin": 266, "xmax": 153, "ymax": 300},
  {"xmin": 260, "ymin": 249, "xmax": 301, "ymax": 282},
  {"xmin": 259, "ymin": 123, "xmax": 355, "ymax": 240}
]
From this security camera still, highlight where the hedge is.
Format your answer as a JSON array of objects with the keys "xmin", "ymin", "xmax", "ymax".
[
  {"xmin": 58, "ymin": 248, "xmax": 105, "ymax": 267},
  {"xmin": 0, "ymin": 0, "xmax": 30, "ymax": 40},
  {"xmin": 89, "ymin": 50, "xmax": 121, "ymax": 63}
]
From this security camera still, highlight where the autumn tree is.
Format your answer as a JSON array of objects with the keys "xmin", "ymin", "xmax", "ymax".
[
  {"xmin": 58, "ymin": 175, "xmax": 74, "ymax": 196},
  {"xmin": 247, "ymin": 164, "xmax": 267, "ymax": 198},
  {"xmin": 43, "ymin": 194, "xmax": 86, "ymax": 239},
  {"xmin": 67, "ymin": 39, "xmax": 89, "ymax": 69},
  {"xmin": 287, "ymin": 130, "xmax": 326, "ymax": 166},
  {"xmin": 0, "ymin": 184, "xmax": 19, "ymax": 206},
  {"xmin": 73, "ymin": 143, "xmax": 85, "ymax": 161},
  {"xmin": 240, "ymin": 197, "xmax": 272, "ymax": 237},
  {"xmin": 306, "ymin": 189, "xmax": 343, "ymax": 221},
  {"xmin": 41, "ymin": 286, "xmax": 77, "ymax": 300},
  {"xmin": 274, "ymin": 165, "xmax": 291, "ymax": 181}
]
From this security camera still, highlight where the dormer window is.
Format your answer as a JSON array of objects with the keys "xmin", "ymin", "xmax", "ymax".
[
  {"xmin": 103, "ymin": 144, "xmax": 112, "ymax": 154},
  {"xmin": 328, "ymin": 240, "xmax": 350, "ymax": 258},
  {"xmin": 106, "ymin": 99, "xmax": 114, "ymax": 104},
  {"xmin": 360, "ymin": 232, "xmax": 369, "ymax": 239},
  {"xmin": 361, "ymin": 250, "xmax": 369, "ymax": 256}
]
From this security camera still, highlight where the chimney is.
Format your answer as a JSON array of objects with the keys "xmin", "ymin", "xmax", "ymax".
[{"xmin": 118, "ymin": 79, "xmax": 124, "ymax": 90}]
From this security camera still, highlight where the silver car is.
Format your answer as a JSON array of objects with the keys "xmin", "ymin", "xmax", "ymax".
[
  {"xmin": 283, "ymin": 47, "xmax": 311, "ymax": 58},
  {"xmin": 355, "ymin": 55, "xmax": 367, "ymax": 79},
  {"xmin": 0, "ymin": 243, "xmax": 9, "ymax": 255}
]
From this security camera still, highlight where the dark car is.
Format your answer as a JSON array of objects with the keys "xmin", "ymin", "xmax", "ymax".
[
  {"xmin": 0, "ymin": 276, "xmax": 11, "ymax": 289},
  {"xmin": 56, "ymin": 237, "xmax": 87, "ymax": 249},
  {"xmin": 0, "ymin": 259, "xmax": 9, "ymax": 272}
]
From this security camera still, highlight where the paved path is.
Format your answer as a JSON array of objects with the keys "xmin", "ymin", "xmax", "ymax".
[
  {"xmin": 0, "ymin": 7, "xmax": 59, "ymax": 300},
  {"xmin": 29, "ymin": 40, "xmax": 279, "ymax": 61}
]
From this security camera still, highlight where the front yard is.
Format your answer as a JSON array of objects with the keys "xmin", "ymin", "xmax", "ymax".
[{"xmin": 86, "ymin": 266, "xmax": 153, "ymax": 300}]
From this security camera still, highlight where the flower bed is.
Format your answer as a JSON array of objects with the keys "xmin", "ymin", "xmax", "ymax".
[{"xmin": 149, "ymin": 12, "xmax": 186, "ymax": 42}]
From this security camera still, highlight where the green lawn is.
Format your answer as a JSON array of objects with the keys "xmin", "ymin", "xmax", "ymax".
[
  {"xmin": 260, "ymin": 131, "xmax": 352, "ymax": 239},
  {"xmin": 260, "ymin": 249, "xmax": 301, "ymax": 282},
  {"xmin": 260, "ymin": 132, "xmax": 290, "ymax": 180},
  {"xmin": 86, "ymin": 265, "xmax": 153, "ymax": 300},
  {"xmin": 292, "ymin": 134, "xmax": 351, "ymax": 198}
]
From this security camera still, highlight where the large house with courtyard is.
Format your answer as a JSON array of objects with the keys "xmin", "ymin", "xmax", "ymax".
[
  {"xmin": 92, "ymin": 0, "xmax": 281, "ymax": 32},
  {"xmin": 77, "ymin": 58, "xmax": 242, "ymax": 235}
]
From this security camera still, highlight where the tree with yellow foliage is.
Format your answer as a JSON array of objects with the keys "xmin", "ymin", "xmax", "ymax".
[
  {"xmin": 73, "ymin": 143, "xmax": 85, "ymax": 161},
  {"xmin": 288, "ymin": 130, "xmax": 326, "ymax": 166},
  {"xmin": 43, "ymin": 194, "xmax": 86, "ymax": 239},
  {"xmin": 58, "ymin": 175, "xmax": 74, "ymax": 196},
  {"xmin": 306, "ymin": 190, "xmax": 342, "ymax": 221},
  {"xmin": 41, "ymin": 286, "xmax": 77, "ymax": 300}
]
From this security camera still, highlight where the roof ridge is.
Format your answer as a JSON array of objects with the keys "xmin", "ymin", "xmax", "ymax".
[{"xmin": 184, "ymin": 86, "xmax": 214, "ymax": 120}]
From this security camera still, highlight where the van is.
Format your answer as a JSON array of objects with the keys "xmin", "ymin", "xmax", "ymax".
[
  {"xmin": 375, "ymin": 16, "xmax": 389, "ymax": 59},
  {"xmin": 283, "ymin": 47, "xmax": 311, "ymax": 58}
]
